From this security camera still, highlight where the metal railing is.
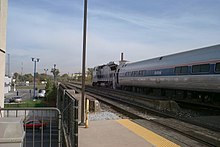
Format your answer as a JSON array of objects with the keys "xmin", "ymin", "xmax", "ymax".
[
  {"xmin": 57, "ymin": 83, "xmax": 78, "ymax": 147},
  {"xmin": 0, "ymin": 107, "xmax": 61, "ymax": 147},
  {"xmin": 0, "ymin": 83, "xmax": 78, "ymax": 147}
]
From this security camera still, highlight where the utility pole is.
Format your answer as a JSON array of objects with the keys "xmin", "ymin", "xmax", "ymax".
[
  {"xmin": 31, "ymin": 58, "xmax": 40, "ymax": 99},
  {"xmin": 7, "ymin": 53, "xmax": 10, "ymax": 77},
  {"xmin": 53, "ymin": 64, "xmax": 56, "ymax": 82},
  {"xmin": 81, "ymin": 0, "xmax": 88, "ymax": 125}
]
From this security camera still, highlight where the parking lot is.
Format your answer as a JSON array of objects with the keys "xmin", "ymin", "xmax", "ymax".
[
  {"xmin": 5, "ymin": 89, "xmax": 32, "ymax": 102},
  {"xmin": 4, "ymin": 88, "xmax": 46, "ymax": 104}
]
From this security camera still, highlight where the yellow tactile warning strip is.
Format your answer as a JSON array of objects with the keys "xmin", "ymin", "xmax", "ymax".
[{"xmin": 117, "ymin": 119, "xmax": 180, "ymax": 147}]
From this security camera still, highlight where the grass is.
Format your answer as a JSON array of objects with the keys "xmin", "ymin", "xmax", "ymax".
[
  {"xmin": 6, "ymin": 81, "xmax": 57, "ymax": 108},
  {"xmin": 4, "ymin": 99, "xmax": 47, "ymax": 108}
]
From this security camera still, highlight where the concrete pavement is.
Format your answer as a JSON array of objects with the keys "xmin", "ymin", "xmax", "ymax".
[{"xmin": 79, "ymin": 119, "xmax": 154, "ymax": 147}]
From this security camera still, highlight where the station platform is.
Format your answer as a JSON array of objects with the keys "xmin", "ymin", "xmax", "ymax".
[{"xmin": 79, "ymin": 119, "xmax": 180, "ymax": 147}]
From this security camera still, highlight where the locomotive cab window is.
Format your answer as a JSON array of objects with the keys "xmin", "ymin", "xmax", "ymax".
[
  {"xmin": 192, "ymin": 64, "xmax": 210, "ymax": 73},
  {"xmin": 216, "ymin": 63, "xmax": 220, "ymax": 72}
]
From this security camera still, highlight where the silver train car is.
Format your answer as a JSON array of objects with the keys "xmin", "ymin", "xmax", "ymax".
[
  {"xmin": 93, "ymin": 44, "xmax": 220, "ymax": 102},
  {"xmin": 117, "ymin": 45, "xmax": 220, "ymax": 92}
]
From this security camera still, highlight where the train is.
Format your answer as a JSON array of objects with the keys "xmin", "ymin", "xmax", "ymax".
[
  {"xmin": 92, "ymin": 44, "xmax": 220, "ymax": 104},
  {"xmin": 92, "ymin": 62, "xmax": 118, "ymax": 87}
]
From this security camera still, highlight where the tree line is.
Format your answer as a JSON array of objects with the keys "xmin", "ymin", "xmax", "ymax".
[{"xmin": 12, "ymin": 68, "xmax": 93, "ymax": 84}]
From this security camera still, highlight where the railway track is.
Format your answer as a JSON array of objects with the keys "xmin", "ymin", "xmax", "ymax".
[{"xmin": 64, "ymin": 82, "xmax": 220, "ymax": 147}]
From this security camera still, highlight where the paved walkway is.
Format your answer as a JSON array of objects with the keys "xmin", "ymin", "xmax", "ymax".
[{"xmin": 79, "ymin": 119, "xmax": 180, "ymax": 147}]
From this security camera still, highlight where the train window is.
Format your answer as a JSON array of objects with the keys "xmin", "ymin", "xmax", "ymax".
[
  {"xmin": 192, "ymin": 65, "xmax": 200, "ymax": 73},
  {"xmin": 181, "ymin": 66, "xmax": 188, "ymax": 73},
  {"xmin": 175, "ymin": 66, "xmax": 188, "ymax": 74},
  {"xmin": 131, "ymin": 71, "xmax": 135, "ymax": 76},
  {"xmin": 192, "ymin": 64, "xmax": 210, "ymax": 73},
  {"xmin": 200, "ymin": 64, "xmax": 210, "ymax": 72},
  {"xmin": 175, "ymin": 67, "xmax": 181, "ymax": 74},
  {"xmin": 139, "ymin": 70, "xmax": 144, "ymax": 76},
  {"xmin": 216, "ymin": 63, "xmax": 220, "ymax": 72},
  {"xmin": 139, "ymin": 71, "xmax": 142, "ymax": 75},
  {"xmin": 134, "ymin": 71, "xmax": 138, "ymax": 76}
]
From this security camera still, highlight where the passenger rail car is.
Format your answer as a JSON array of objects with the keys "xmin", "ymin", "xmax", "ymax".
[{"xmin": 116, "ymin": 45, "xmax": 220, "ymax": 102}]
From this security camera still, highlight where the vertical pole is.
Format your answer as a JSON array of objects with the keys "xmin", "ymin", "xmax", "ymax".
[
  {"xmin": 54, "ymin": 64, "xmax": 56, "ymax": 82},
  {"xmin": 85, "ymin": 98, "xmax": 89, "ymax": 128},
  {"xmin": 81, "ymin": 0, "xmax": 88, "ymax": 125},
  {"xmin": 33, "ymin": 61, "xmax": 36, "ymax": 98},
  {"xmin": 8, "ymin": 53, "xmax": 10, "ymax": 76}
]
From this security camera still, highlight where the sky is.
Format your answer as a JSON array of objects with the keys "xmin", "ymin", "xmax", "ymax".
[{"xmin": 6, "ymin": 0, "xmax": 220, "ymax": 75}]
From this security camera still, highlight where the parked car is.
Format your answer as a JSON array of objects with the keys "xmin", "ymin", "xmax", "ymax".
[
  {"xmin": 24, "ymin": 120, "xmax": 47, "ymax": 129},
  {"xmin": 9, "ymin": 96, "xmax": 22, "ymax": 103},
  {"xmin": 4, "ymin": 98, "xmax": 10, "ymax": 103},
  {"xmin": 37, "ymin": 89, "xmax": 46, "ymax": 98}
]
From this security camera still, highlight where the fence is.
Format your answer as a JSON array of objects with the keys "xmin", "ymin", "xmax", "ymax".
[
  {"xmin": 57, "ymin": 83, "xmax": 78, "ymax": 147},
  {"xmin": 1, "ymin": 83, "xmax": 79, "ymax": 147},
  {"xmin": 0, "ymin": 107, "xmax": 61, "ymax": 147}
]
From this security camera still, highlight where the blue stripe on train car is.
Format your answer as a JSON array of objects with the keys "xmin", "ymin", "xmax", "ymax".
[{"xmin": 121, "ymin": 64, "xmax": 218, "ymax": 77}]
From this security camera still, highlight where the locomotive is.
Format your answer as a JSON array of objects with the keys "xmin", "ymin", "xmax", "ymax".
[
  {"xmin": 92, "ymin": 44, "xmax": 220, "ymax": 103},
  {"xmin": 92, "ymin": 62, "xmax": 118, "ymax": 87}
]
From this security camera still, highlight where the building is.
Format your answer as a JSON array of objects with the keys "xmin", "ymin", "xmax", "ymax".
[{"xmin": 0, "ymin": 0, "xmax": 8, "ymax": 107}]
